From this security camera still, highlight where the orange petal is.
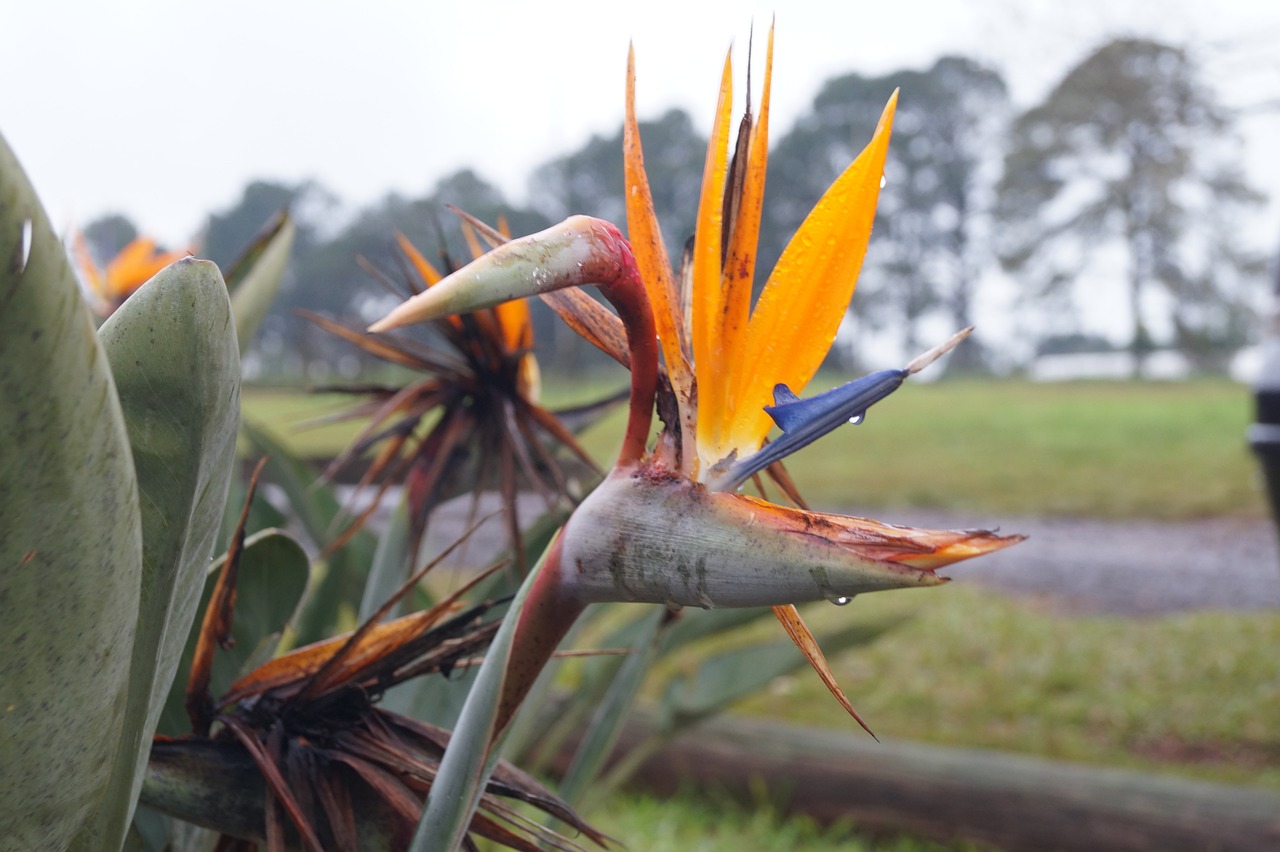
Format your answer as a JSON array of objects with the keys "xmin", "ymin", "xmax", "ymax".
[
  {"xmin": 106, "ymin": 236, "xmax": 184, "ymax": 299},
  {"xmin": 691, "ymin": 49, "xmax": 734, "ymax": 469},
  {"xmin": 495, "ymin": 296, "xmax": 533, "ymax": 352},
  {"xmin": 625, "ymin": 44, "xmax": 697, "ymax": 460},
  {"xmin": 460, "ymin": 219, "xmax": 486, "ymax": 261},
  {"xmin": 221, "ymin": 609, "xmax": 446, "ymax": 703},
  {"xmin": 721, "ymin": 25, "xmax": 774, "ymax": 453},
  {"xmin": 730, "ymin": 91, "xmax": 898, "ymax": 454},
  {"xmin": 394, "ymin": 231, "xmax": 444, "ymax": 286},
  {"xmin": 772, "ymin": 604, "xmax": 876, "ymax": 738},
  {"xmin": 71, "ymin": 231, "xmax": 106, "ymax": 298}
]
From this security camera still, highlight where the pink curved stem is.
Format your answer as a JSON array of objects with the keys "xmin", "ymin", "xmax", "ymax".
[{"xmin": 570, "ymin": 219, "xmax": 657, "ymax": 466}]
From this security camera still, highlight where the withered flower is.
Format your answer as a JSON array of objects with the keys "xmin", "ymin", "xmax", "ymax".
[
  {"xmin": 301, "ymin": 221, "xmax": 609, "ymax": 567},
  {"xmin": 144, "ymin": 467, "xmax": 608, "ymax": 852}
]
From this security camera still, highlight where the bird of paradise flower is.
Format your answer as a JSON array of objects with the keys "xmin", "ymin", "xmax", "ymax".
[
  {"xmin": 154, "ymin": 462, "xmax": 607, "ymax": 851},
  {"xmin": 373, "ymin": 27, "xmax": 1024, "ymax": 757},
  {"xmin": 72, "ymin": 232, "xmax": 190, "ymax": 315}
]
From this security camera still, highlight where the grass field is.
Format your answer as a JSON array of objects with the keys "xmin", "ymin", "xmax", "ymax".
[
  {"xmin": 708, "ymin": 584, "xmax": 1280, "ymax": 789},
  {"xmin": 242, "ymin": 378, "xmax": 1278, "ymax": 847},
  {"xmin": 582, "ymin": 790, "xmax": 980, "ymax": 852},
  {"xmin": 244, "ymin": 376, "xmax": 1268, "ymax": 519}
]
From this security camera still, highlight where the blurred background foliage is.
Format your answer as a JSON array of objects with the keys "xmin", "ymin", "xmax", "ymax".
[{"xmin": 77, "ymin": 36, "xmax": 1272, "ymax": 387}]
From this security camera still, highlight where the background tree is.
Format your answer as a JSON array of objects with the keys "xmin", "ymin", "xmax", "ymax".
[
  {"xmin": 200, "ymin": 180, "xmax": 338, "ymax": 378},
  {"xmin": 203, "ymin": 179, "xmax": 335, "ymax": 269},
  {"xmin": 81, "ymin": 212, "xmax": 139, "ymax": 259},
  {"xmin": 289, "ymin": 170, "xmax": 560, "ymax": 378},
  {"xmin": 528, "ymin": 109, "xmax": 707, "ymax": 373},
  {"xmin": 996, "ymin": 37, "xmax": 1266, "ymax": 374},
  {"xmin": 765, "ymin": 57, "xmax": 1010, "ymax": 370},
  {"xmin": 528, "ymin": 108, "xmax": 706, "ymax": 256}
]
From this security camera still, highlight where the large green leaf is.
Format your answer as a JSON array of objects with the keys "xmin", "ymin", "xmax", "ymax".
[
  {"xmin": 358, "ymin": 487, "xmax": 413, "ymax": 623},
  {"xmin": 514, "ymin": 606, "xmax": 654, "ymax": 775},
  {"xmin": 658, "ymin": 616, "xmax": 905, "ymax": 729},
  {"xmin": 225, "ymin": 211, "xmax": 294, "ymax": 354},
  {"xmin": 0, "ymin": 131, "xmax": 144, "ymax": 850},
  {"xmin": 241, "ymin": 419, "xmax": 376, "ymax": 646},
  {"xmin": 98, "ymin": 256, "xmax": 242, "ymax": 838},
  {"xmin": 410, "ymin": 540, "xmax": 557, "ymax": 852},
  {"xmin": 556, "ymin": 607, "xmax": 665, "ymax": 807},
  {"xmin": 157, "ymin": 528, "xmax": 310, "ymax": 736}
]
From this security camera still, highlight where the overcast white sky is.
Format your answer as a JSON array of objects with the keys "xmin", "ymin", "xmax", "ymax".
[{"xmin": 3, "ymin": 0, "xmax": 1279, "ymax": 252}]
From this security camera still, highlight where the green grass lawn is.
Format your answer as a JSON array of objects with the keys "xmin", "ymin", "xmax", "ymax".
[
  {"xmin": 781, "ymin": 377, "xmax": 1265, "ymax": 520},
  {"xmin": 243, "ymin": 376, "xmax": 1267, "ymax": 520},
  {"xmin": 582, "ymin": 790, "xmax": 980, "ymax": 852},
  {"xmin": 563, "ymin": 585, "xmax": 1280, "ymax": 848},
  {"xmin": 717, "ymin": 585, "xmax": 1280, "ymax": 789},
  {"xmin": 243, "ymin": 378, "xmax": 1278, "ymax": 847}
]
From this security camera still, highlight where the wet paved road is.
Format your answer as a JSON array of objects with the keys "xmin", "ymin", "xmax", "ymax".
[{"xmin": 845, "ymin": 506, "xmax": 1280, "ymax": 616}]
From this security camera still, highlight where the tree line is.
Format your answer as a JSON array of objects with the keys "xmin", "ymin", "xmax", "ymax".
[{"xmin": 83, "ymin": 36, "xmax": 1268, "ymax": 380}]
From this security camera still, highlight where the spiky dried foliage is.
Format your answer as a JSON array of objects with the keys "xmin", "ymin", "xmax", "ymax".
[
  {"xmin": 300, "ymin": 218, "xmax": 609, "ymax": 570},
  {"xmin": 160, "ymin": 463, "xmax": 608, "ymax": 852}
]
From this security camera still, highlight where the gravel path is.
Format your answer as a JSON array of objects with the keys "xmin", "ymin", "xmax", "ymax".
[{"xmin": 845, "ymin": 506, "xmax": 1280, "ymax": 616}]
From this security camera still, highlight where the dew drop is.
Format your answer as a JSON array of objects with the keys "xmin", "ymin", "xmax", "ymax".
[
  {"xmin": 848, "ymin": 413, "xmax": 864, "ymax": 425},
  {"xmin": 879, "ymin": 174, "xmax": 887, "ymax": 189},
  {"xmin": 831, "ymin": 595, "xmax": 854, "ymax": 606}
]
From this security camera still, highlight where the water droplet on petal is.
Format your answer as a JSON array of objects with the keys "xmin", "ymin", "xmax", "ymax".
[
  {"xmin": 879, "ymin": 174, "xmax": 887, "ymax": 189},
  {"xmin": 848, "ymin": 414, "xmax": 864, "ymax": 425},
  {"xmin": 821, "ymin": 589, "xmax": 856, "ymax": 606}
]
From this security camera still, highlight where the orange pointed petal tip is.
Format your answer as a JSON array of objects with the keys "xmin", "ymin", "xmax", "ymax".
[
  {"xmin": 557, "ymin": 464, "xmax": 1025, "ymax": 608},
  {"xmin": 369, "ymin": 216, "xmax": 632, "ymax": 334},
  {"xmin": 773, "ymin": 603, "xmax": 878, "ymax": 739},
  {"xmin": 394, "ymin": 231, "xmax": 444, "ymax": 287}
]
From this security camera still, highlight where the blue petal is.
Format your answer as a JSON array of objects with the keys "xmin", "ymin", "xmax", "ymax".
[{"xmin": 720, "ymin": 369, "xmax": 907, "ymax": 490}]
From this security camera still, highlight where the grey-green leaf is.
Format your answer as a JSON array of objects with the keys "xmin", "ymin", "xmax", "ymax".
[
  {"xmin": 359, "ymin": 487, "xmax": 413, "ymax": 623},
  {"xmin": 0, "ymin": 130, "xmax": 144, "ymax": 850},
  {"xmin": 241, "ymin": 419, "xmax": 375, "ymax": 645},
  {"xmin": 156, "ymin": 528, "xmax": 310, "ymax": 736},
  {"xmin": 98, "ymin": 256, "xmax": 242, "ymax": 836},
  {"xmin": 410, "ymin": 543, "xmax": 555, "ymax": 852},
  {"xmin": 660, "ymin": 616, "xmax": 904, "ymax": 728},
  {"xmin": 226, "ymin": 211, "xmax": 294, "ymax": 355},
  {"xmin": 557, "ymin": 607, "xmax": 665, "ymax": 807}
]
